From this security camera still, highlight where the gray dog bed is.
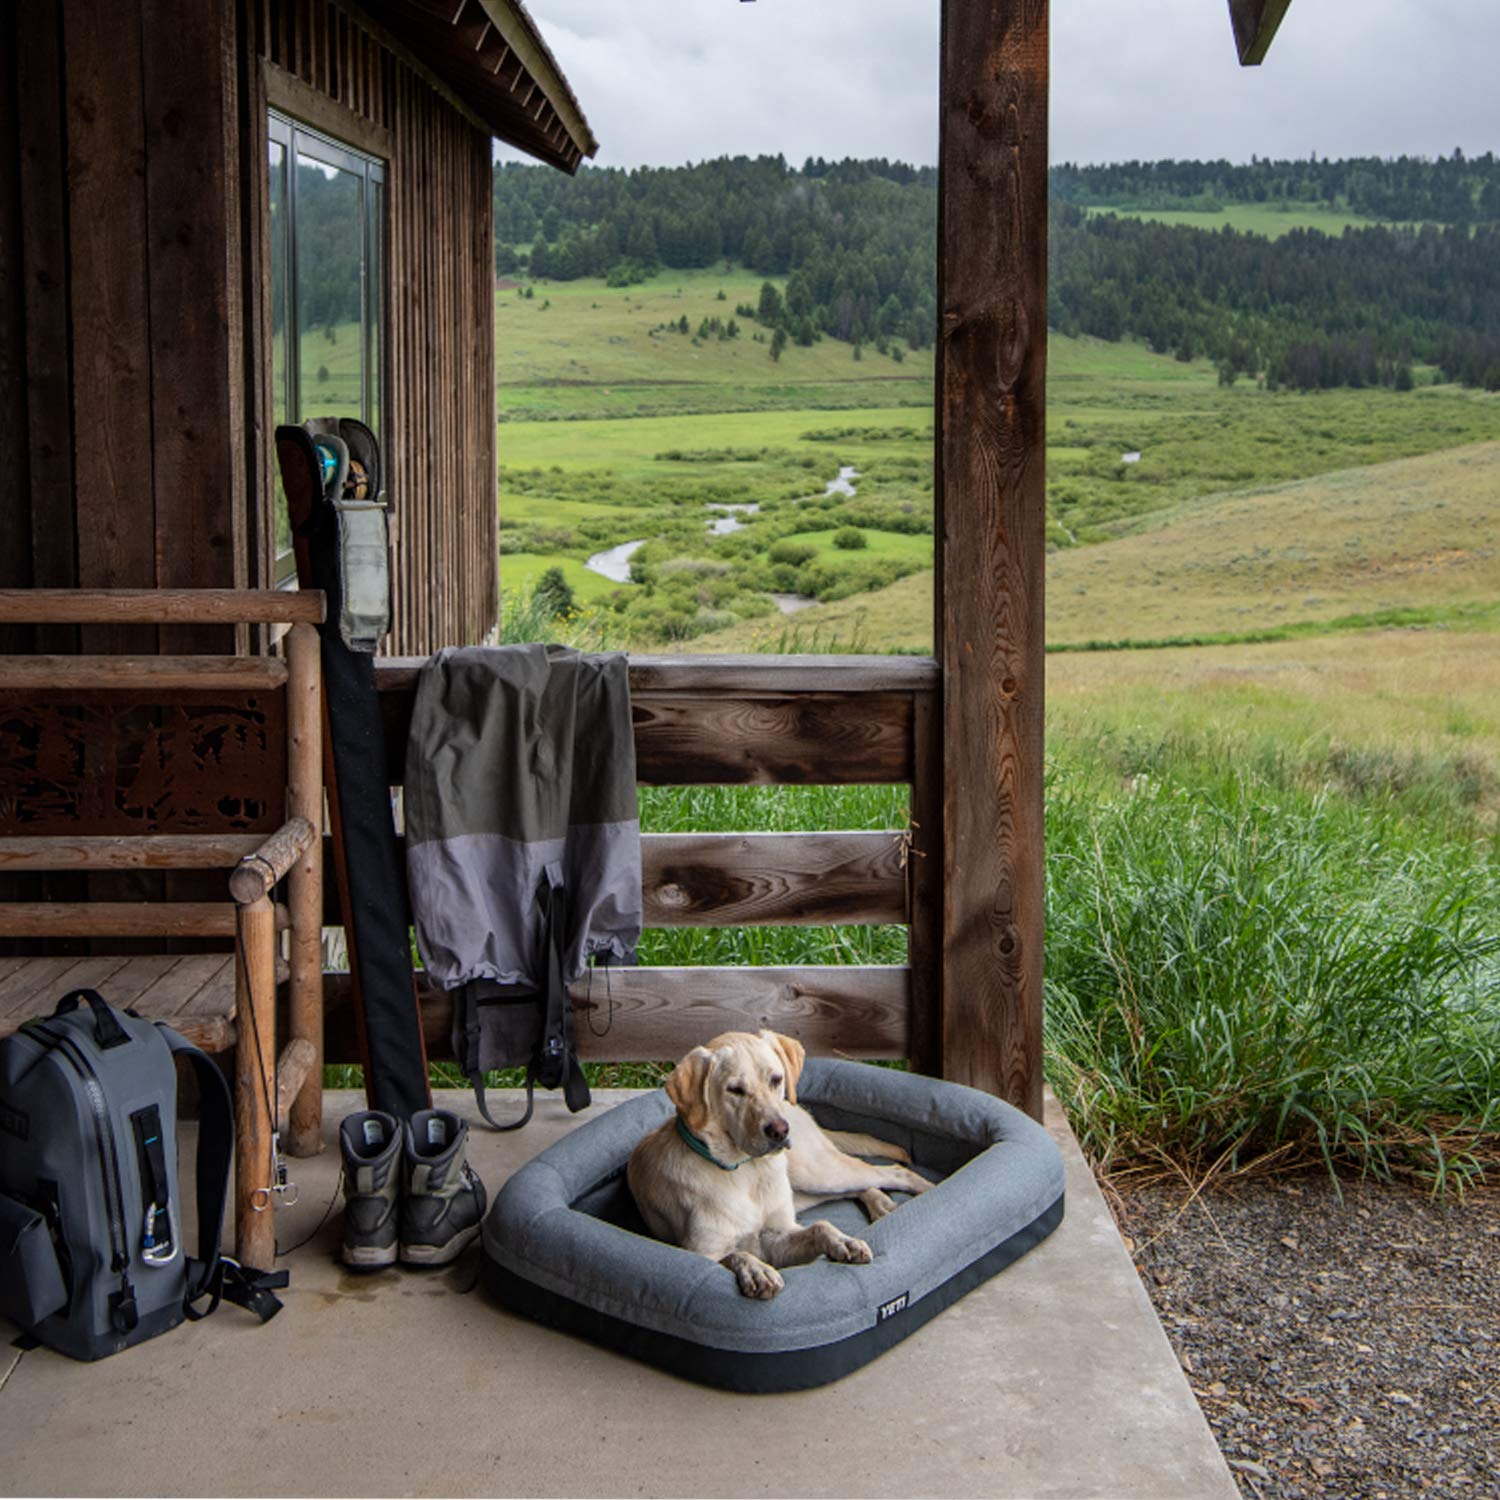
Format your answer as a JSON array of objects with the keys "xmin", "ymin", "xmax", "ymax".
[{"xmin": 482, "ymin": 1059, "xmax": 1066, "ymax": 1392}]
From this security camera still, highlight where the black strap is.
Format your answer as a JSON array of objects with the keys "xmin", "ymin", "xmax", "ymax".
[
  {"xmin": 54, "ymin": 988, "xmax": 131, "ymax": 1050},
  {"xmin": 160, "ymin": 1027, "xmax": 284, "ymax": 1324},
  {"xmin": 535, "ymin": 872, "xmax": 590, "ymax": 1115},
  {"xmin": 472, "ymin": 1069, "xmax": 537, "ymax": 1133},
  {"xmin": 182, "ymin": 1259, "xmax": 288, "ymax": 1325}
]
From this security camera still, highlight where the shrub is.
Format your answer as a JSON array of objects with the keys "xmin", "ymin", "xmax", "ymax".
[
  {"xmin": 767, "ymin": 539, "xmax": 817, "ymax": 566},
  {"xmin": 533, "ymin": 566, "xmax": 575, "ymax": 619},
  {"xmin": 832, "ymin": 527, "xmax": 868, "ymax": 551}
]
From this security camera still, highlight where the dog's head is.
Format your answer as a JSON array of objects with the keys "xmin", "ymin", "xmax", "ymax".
[{"xmin": 665, "ymin": 1029, "xmax": 806, "ymax": 1163}]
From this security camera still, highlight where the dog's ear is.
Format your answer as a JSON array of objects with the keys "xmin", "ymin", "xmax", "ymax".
[
  {"xmin": 761, "ymin": 1030, "xmax": 805, "ymax": 1106},
  {"xmin": 665, "ymin": 1047, "xmax": 715, "ymax": 1133}
]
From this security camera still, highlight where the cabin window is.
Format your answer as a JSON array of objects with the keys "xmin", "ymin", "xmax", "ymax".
[{"xmin": 266, "ymin": 110, "xmax": 386, "ymax": 584}]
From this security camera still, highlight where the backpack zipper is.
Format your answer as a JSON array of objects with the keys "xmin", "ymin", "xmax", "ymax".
[{"xmin": 32, "ymin": 1024, "xmax": 136, "ymax": 1325}]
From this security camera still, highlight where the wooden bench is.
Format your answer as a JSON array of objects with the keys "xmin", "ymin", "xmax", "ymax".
[{"xmin": 0, "ymin": 590, "xmax": 325, "ymax": 1266}]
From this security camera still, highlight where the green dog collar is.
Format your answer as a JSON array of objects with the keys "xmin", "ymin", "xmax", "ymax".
[{"xmin": 676, "ymin": 1116, "xmax": 742, "ymax": 1171}]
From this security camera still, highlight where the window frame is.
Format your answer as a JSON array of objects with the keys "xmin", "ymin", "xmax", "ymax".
[{"xmin": 266, "ymin": 108, "xmax": 389, "ymax": 585}]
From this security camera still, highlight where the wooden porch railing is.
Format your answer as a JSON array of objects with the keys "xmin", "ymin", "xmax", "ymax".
[{"xmin": 321, "ymin": 654, "xmax": 942, "ymax": 1075}]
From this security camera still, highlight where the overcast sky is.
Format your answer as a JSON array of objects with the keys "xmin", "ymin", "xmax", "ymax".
[{"xmin": 502, "ymin": 0, "xmax": 1493, "ymax": 171}]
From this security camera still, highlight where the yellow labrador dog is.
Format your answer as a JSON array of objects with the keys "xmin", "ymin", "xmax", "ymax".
[{"xmin": 628, "ymin": 1030, "xmax": 931, "ymax": 1299}]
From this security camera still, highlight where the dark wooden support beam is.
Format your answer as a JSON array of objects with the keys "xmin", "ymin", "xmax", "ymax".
[
  {"xmin": 1228, "ymin": 0, "xmax": 1294, "ymax": 65},
  {"xmin": 934, "ymin": 0, "xmax": 1048, "ymax": 1119}
]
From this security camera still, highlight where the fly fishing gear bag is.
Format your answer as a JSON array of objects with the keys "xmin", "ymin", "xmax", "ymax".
[{"xmin": 0, "ymin": 989, "xmax": 285, "ymax": 1360}]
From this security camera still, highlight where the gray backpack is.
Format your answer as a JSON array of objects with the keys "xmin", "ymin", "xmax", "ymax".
[{"xmin": 0, "ymin": 989, "xmax": 285, "ymax": 1361}]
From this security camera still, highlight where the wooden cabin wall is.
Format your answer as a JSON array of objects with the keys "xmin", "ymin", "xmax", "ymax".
[
  {"xmin": 0, "ymin": 0, "xmax": 245, "ymax": 659},
  {"xmin": 244, "ymin": 0, "xmax": 500, "ymax": 656},
  {"xmin": 0, "ymin": 0, "xmax": 498, "ymax": 662}
]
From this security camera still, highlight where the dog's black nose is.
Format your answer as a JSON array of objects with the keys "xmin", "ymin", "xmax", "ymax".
[{"xmin": 765, "ymin": 1117, "xmax": 789, "ymax": 1143}]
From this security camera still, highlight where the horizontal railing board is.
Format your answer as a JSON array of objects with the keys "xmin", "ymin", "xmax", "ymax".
[
  {"xmin": 375, "ymin": 654, "xmax": 940, "ymax": 696},
  {"xmin": 0, "ymin": 655, "xmax": 289, "ymax": 692},
  {"xmin": 0, "ymin": 902, "xmax": 289, "ymax": 938},
  {"xmin": 629, "ymin": 693, "xmax": 913, "ymax": 786},
  {"xmin": 324, "ymin": 830, "xmax": 909, "ymax": 928},
  {"xmin": 373, "ymin": 656, "xmax": 930, "ymax": 787},
  {"xmin": 642, "ymin": 831, "xmax": 908, "ymax": 926},
  {"xmin": 0, "ymin": 588, "xmax": 326, "ymax": 626},
  {"xmin": 0, "ymin": 834, "xmax": 265, "ymax": 871},
  {"xmin": 323, "ymin": 964, "xmax": 911, "ymax": 1063}
]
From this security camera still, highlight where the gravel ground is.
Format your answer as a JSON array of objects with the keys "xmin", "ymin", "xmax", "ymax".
[{"xmin": 1116, "ymin": 1176, "xmax": 1500, "ymax": 1499}]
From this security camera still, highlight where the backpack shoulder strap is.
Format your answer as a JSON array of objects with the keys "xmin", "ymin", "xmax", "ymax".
[{"xmin": 159, "ymin": 1027, "xmax": 286, "ymax": 1324}]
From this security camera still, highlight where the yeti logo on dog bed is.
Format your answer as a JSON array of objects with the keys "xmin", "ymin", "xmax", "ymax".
[{"xmin": 877, "ymin": 1291, "xmax": 909, "ymax": 1323}]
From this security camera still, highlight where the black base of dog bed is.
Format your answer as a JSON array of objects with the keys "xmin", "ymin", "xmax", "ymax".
[{"xmin": 486, "ymin": 1192, "xmax": 1063, "ymax": 1393}]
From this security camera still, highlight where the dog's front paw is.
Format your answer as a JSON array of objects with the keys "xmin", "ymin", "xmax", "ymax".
[
  {"xmin": 725, "ymin": 1251, "xmax": 784, "ymax": 1299},
  {"xmin": 827, "ymin": 1232, "xmax": 873, "ymax": 1265}
]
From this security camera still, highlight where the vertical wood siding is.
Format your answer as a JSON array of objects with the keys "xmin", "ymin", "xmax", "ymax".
[
  {"xmin": 0, "ymin": 0, "xmax": 499, "ymax": 659},
  {"xmin": 250, "ymin": 0, "xmax": 498, "ymax": 655}
]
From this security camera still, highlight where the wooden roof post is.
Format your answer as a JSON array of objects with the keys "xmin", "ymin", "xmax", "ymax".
[{"xmin": 933, "ymin": 0, "xmax": 1048, "ymax": 1118}]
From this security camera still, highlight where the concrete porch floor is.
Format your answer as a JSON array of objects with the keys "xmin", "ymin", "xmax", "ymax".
[{"xmin": 0, "ymin": 1089, "xmax": 1235, "ymax": 1498}]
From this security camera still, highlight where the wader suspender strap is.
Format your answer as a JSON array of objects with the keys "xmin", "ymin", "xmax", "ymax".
[
  {"xmin": 467, "ymin": 996, "xmax": 536, "ymax": 1133},
  {"xmin": 466, "ymin": 869, "xmax": 590, "ymax": 1129},
  {"xmin": 535, "ymin": 870, "xmax": 590, "ymax": 1115}
]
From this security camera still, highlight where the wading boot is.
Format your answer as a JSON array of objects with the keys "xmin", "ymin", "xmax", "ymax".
[
  {"xmin": 400, "ymin": 1109, "xmax": 487, "ymax": 1266},
  {"xmin": 339, "ymin": 1110, "xmax": 402, "ymax": 1269}
]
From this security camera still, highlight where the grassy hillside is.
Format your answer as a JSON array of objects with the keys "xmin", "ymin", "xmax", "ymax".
[
  {"xmin": 498, "ymin": 268, "xmax": 1499, "ymax": 650},
  {"xmin": 682, "ymin": 440, "xmax": 1500, "ymax": 654},
  {"xmin": 496, "ymin": 267, "xmax": 932, "ymax": 423}
]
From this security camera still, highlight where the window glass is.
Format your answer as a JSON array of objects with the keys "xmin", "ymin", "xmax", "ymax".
[
  {"xmin": 266, "ymin": 111, "xmax": 386, "ymax": 583},
  {"xmin": 296, "ymin": 152, "xmax": 365, "ymax": 421}
]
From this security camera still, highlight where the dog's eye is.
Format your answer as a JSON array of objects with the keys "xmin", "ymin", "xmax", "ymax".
[
  {"xmin": 769, "ymin": 1074, "xmax": 783, "ymax": 1088},
  {"xmin": 726, "ymin": 1084, "xmax": 747, "ymax": 1096}
]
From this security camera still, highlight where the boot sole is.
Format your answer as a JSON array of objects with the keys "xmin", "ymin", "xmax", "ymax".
[
  {"xmin": 399, "ymin": 1223, "xmax": 480, "ymax": 1266},
  {"xmin": 342, "ymin": 1242, "xmax": 399, "ymax": 1269}
]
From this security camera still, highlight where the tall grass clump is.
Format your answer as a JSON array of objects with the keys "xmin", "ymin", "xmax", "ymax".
[{"xmin": 1045, "ymin": 751, "xmax": 1500, "ymax": 1189}]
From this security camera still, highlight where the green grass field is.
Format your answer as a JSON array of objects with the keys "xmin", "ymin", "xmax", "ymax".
[
  {"xmin": 1080, "ymin": 202, "xmax": 1397, "ymax": 239},
  {"xmin": 497, "ymin": 552, "xmax": 628, "ymax": 605}
]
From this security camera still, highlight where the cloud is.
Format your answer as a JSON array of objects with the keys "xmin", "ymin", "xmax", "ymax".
[{"xmin": 506, "ymin": 0, "xmax": 1495, "ymax": 170}]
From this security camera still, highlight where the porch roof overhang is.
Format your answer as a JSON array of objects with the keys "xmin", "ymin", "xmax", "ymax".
[
  {"xmin": 1228, "ymin": 0, "xmax": 1295, "ymax": 65},
  {"xmin": 353, "ymin": 0, "xmax": 597, "ymax": 173}
]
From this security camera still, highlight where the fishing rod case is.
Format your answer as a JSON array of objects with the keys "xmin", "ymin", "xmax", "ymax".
[
  {"xmin": 482, "ymin": 1059, "xmax": 1065, "ymax": 1393},
  {"xmin": 275, "ymin": 418, "xmax": 430, "ymax": 1121}
]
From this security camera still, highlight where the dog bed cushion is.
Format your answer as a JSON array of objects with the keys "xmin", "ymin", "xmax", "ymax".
[{"xmin": 482, "ymin": 1059, "xmax": 1066, "ymax": 1392}]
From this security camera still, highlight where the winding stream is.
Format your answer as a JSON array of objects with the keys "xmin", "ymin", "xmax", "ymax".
[
  {"xmin": 586, "ymin": 469, "xmax": 861, "ymax": 593},
  {"xmin": 584, "ymin": 539, "xmax": 645, "ymax": 583}
]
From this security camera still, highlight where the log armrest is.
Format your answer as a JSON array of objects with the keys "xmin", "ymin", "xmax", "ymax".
[{"xmin": 228, "ymin": 816, "xmax": 317, "ymax": 905}]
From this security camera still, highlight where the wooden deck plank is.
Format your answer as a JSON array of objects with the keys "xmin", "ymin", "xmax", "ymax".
[
  {"xmin": 0, "ymin": 955, "xmax": 132, "ymax": 1029},
  {"xmin": 168, "ymin": 955, "xmax": 238, "ymax": 1017},
  {"xmin": 95, "ymin": 955, "xmax": 185, "ymax": 1008},
  {"xmin": 0, "ymin": 958, "xmax": 90, "ymax": 1021}
]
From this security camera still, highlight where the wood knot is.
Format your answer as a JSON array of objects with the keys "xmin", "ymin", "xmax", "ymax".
[
  {"xmin": 1001, "ymin": 676, "xmax": 1019, "ymax": 698},
  {"xmin": 657, "ymin": 882, "xmax": 688, "ymax": 909}
]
